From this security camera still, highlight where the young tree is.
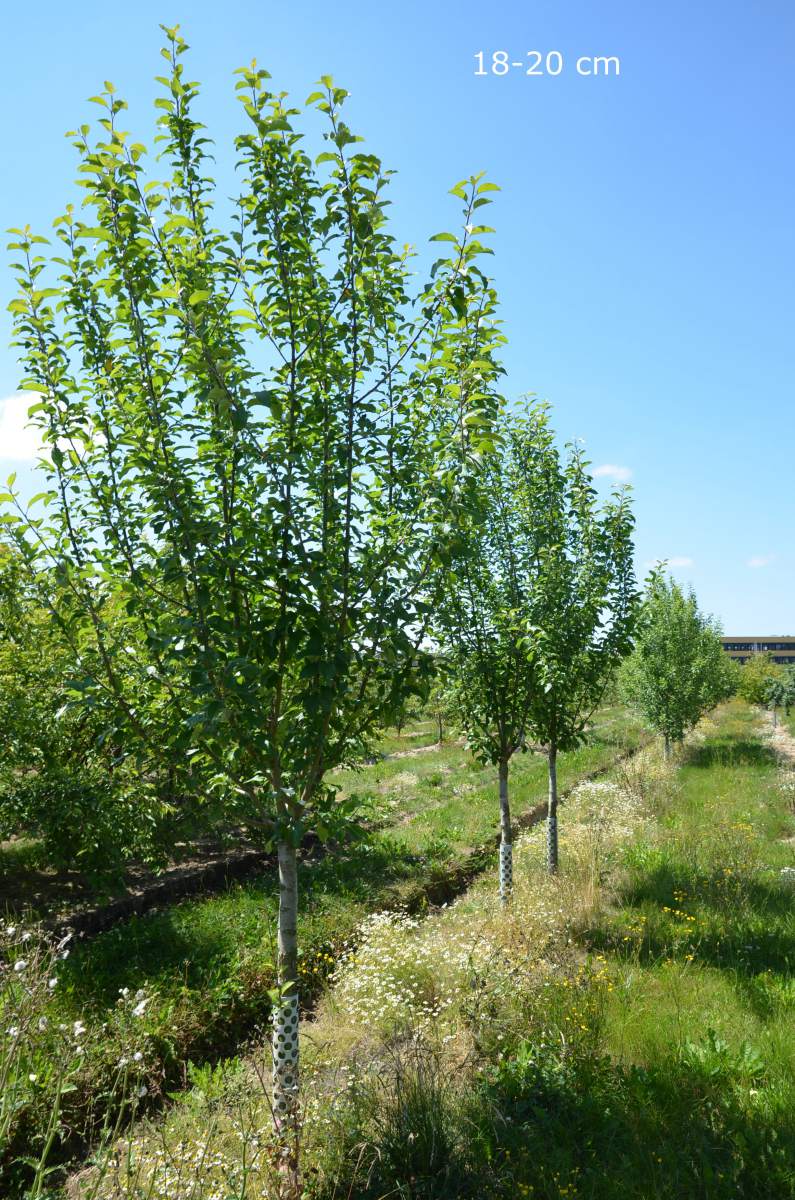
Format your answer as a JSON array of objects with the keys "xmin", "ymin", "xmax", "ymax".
[
  {"xmin": 436, "ymin": 409, "xmax": 544, "ymax": 903},
  {"xmin": 764, "ymin": 669, "xmax": 795, "ymax": 727},
  {"xmin": 425, "ymin": 674, "xmax": 457, "ymax": 743},
  {"xmin": 3, "ymin": 28, "xmax": 504, "ymax": 1172},
  {"xmin": 392, "ymin": 695, "xmax": 423, "ymax": 740},
  {"xmin": 437, "ymin": 404, "xmax": 637, "ymax": 892},
  {"xmin": 737, "ymin": 652, "xmax": 784, "ymax": 707},
  {"xmin": 517, "ymin": 415, "xmax": 638, "ymax": 874},
  {"xmin": 621, "ymin": 577, "xmax": 734, "ymax": 760}
]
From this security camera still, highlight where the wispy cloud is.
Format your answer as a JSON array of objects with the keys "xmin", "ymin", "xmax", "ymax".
[
  {"xmin": 747, "ymin": 555, "xmax": 774, "ymax": 569},
  {"xmin": 593, "ymin": 463, "xmax": 633, "ymax": 483},
  {"xmin": 0, "ymin": 393, "xmax": 42, "ymax": 461}
]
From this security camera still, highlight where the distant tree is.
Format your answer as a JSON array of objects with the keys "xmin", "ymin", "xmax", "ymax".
[
  {"xmin": 518, "ymin": 418, "xmax": 638, "ymax": 874},
  {"xmin": 3, "ymin": 28, "xmax": 504, "ymax": 1177},
  {"xmin": 621, "ymin": 577, "xmax": 734, "ymax": 759},
  {"xmin": 765, "ymin": 669, "xmax": 795, "ymax": 727},
  {"xmin": 438, "ymin": 404, "xmax": 637, "ymax": 890},
  {"xmin": 392, "ymin": 695, "xmax": 424, "ymax": 740},
  {"xmin": 425, "ymin": 675, "xmax": 457, "ymax": 743},
  {"xmin": 737, "ymin": 652, "xmax": 785, "ymax": 707}
]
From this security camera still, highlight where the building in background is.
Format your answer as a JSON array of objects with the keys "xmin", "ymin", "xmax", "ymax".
[{"xmin": 721, "ymin": 638, "xmax": 795, "ymax": 666}]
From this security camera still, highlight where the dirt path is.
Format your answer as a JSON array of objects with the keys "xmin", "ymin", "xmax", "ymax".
[{"xmin": 764, "ymin": 709, "xmax": 795, "ymax": 767}]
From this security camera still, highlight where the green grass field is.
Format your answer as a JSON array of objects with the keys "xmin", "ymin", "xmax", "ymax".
[
  {"xmin": 76, "ymin": 700, "xmax": 795, "ymax": 1200},
  {"xmin": 1, "ymin": 706, "xmax": 647, "ymax": 1195}
]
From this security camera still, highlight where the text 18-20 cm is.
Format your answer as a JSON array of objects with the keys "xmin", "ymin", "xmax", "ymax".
[{"xmin": 474, "ymin": 51, "xmax": 621, "ymax": 77}]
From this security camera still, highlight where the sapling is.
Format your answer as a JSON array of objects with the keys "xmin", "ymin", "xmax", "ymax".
[{"xmin": 621, "ymin": 577, "xmax": 734, "ymax": 760}]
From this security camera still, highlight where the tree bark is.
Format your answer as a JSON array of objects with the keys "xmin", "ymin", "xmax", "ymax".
[
  {"xmin": 498, "ymin": 757, "xmax": 512, "ymax": 903},
  {"xmin": 273, "ymin": 837, "xmax": 300, "ymax": 1190},
  {"xmin": 437, "ymin": 713, "xmax": 444, "ymax": 743},
  {"xmin": 663, "ymin": 736, "xmax": 672, "ymax": 762},
  {"xmin": 547, "ymin": 744, "xmax": 559, "ymax": 874}
]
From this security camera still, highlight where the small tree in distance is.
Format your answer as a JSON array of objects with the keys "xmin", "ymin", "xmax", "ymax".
[
  {"xmin": 737, "ymin": 652, "xmax": 784, "ymax": 707},
  {"xmin": 765, "ymin": 670, "xmax": 795, "ymax": 728},
  {"xmin": 438, "ymin": 403, "xmax": 637, "ymax": 891},
  {"xmin": 426, "ymin": 674, "xmax": 457, "ymax": 743},
  {"xmin": 621, "ymin": 576, "xmax": 734, "ymax": 759}
]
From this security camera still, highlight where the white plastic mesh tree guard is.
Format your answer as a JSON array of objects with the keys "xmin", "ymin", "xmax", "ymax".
[
  {"xmin": 499, "ymin": 839, "xmax": 513, "ymax": 902},
  {"xmin": 272, "ymin": 992, "xmax": 300, "ymax": 1122},
  {"xmin": 547, "ymin": 814, "xmax": 558, "ymax": 867}
]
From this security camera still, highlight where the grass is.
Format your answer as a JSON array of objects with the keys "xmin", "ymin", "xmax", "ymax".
[
  {"xmin": 79, "ymin": 700, "xmax": 795, "ymax": 1199},
  {"xmin": 1, "ymin": 706, "xmax": 647, "ymax": 1194}
]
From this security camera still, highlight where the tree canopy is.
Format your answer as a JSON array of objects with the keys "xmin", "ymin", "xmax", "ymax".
[{"xmin": 621, "ymin": 576, "xmax": 734, "ymax": 754}]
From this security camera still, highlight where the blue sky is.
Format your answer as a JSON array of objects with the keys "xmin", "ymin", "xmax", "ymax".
[{"xmin": 1, "ymin": 0, "xmax": 793, "ymax": 631}]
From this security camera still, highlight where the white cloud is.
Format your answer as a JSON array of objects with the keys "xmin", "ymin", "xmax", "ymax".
[
  {"xmin": 747, "ymin": 555, "xmax": 774, "ymax": 569},
  {"xmin": 0, "ymin": 393, "xmax": 43, "ymax": 461},
  {"xmin": 593, "ymin": 463, "xmax": 633, "ymax": 483}
]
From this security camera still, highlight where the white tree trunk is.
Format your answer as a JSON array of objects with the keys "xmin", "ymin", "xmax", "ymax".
[
  {"xmin": 547, "ymin": 745, "xmax": 559, "ymax": 874},
  {"xmin": 498, "ymin": 758, "xmax": 512, "ymax": 903},
  {"xmin": 273, "ymin": 838, "xmax": 300, "ymax": 1140}
]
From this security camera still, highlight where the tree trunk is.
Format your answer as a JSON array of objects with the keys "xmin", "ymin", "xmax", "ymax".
[
  {"xmin": 437, "ymin": 713, "xmax": 444, "ymax": 743},
  {"xmin": 773, "ymin": 708, "xmax": 778, "ymax": 728},
  {"xmin": 273, "ymin": 837, "xmax": 300, "ymax": 1189},
  {"xmin": 498, "ymin": 758, "xmax": 512, "ymax": 903},
  {"xmin": 663, "ymin": 736, "xmax": 672, "ymax": 762},
  {"xmin": 547, "ymin": 744, "xmax": 559, "ymax": 874}
]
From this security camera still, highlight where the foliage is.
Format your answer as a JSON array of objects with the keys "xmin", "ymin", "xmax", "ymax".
[
  {"xmin": 620, "ymin": 576, "xmax": 734, "ymax": 748},
  {"xmin": 737, "ymin": 652, "xmax": 786, "ymax": 707},
  {"xmin": 438, "ymin": 405, "xmax": 637, "ymax": 762},
  {"xmin": 5, "ymin": 29, "xmax": 503, "ymax": 831},
  {"xmin": 516, "ymin": 411, "xmax": 639, "ymax": 759},
  {"xmin": 0, "ymin": 548, "xmax": 168, "ymax": 873},
  {"xmin": 765, "ymin": 668, "xmax": 795, "ymax": 717}
]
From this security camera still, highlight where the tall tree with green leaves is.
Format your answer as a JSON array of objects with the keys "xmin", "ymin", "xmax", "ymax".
[
  {"xmin": 518, "ymin": 414, "xmax": 638, "ymax": 874},
  {"xmin": 621, "ymin": 577, "xmax": 734, "ymax": 760},
  {"xmin": 3, "ymin": 27, "xmax": 504, "ymax": 1173},
  {"xmin": 437, "ymin": 404, "xmax": 637, "ymax": 890}
]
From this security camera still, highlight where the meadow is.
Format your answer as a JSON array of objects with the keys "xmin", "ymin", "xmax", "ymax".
[
  {"xmin": 1, "ymin": 705, "xmax": 646, "ymax": 1195},
  {"xmin": 4, "ymin": 699, "xmax": 793, "ymax": 1198}
]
